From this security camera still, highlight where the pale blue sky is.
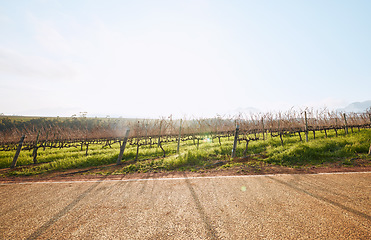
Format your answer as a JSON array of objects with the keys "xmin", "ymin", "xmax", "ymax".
[{"xmin": 1, "ymin": 0, "xmax": 370, "ymax": 118}]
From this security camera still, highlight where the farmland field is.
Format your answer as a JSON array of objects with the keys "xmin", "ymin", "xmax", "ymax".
[{"xmin": 1, "ymin": 114, "xmax": 370, "ymax": 179}]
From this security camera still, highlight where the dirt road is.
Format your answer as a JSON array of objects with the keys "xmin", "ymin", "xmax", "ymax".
[{"xmin": 1, "ymin": 172, "xmax": 370, "ymax": 239}]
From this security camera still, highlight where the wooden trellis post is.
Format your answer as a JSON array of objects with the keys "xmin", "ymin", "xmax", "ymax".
[
  {"xmin": 305, "ymin": 111, "xmax": 309, "ymax": 142},
  {"xmin": 32, "ymin": 131, "xmax": 40, "ymax": 164},
  {"xmin": 278, "ymin": 114, "xmax": 283, "ymax": 146},
  {"xmin": 117, "ymin": 129, "xmax": 130, "ymax": 165},
  {"xmin": 343, "ymin": 113, "xmax": 348, "ymax": 135},
  {"xmin": 231, "ymin": 124, "xmax": 239, "ymax": 158},
  {"xmin": 145, "ymin": 124, "xmax": 148, "ymax": 145},
  {"xmin": 177, "ymin": 119, "xmax": 182, "ymax": 154},
  {"xmin": 261, "ymin": 117, "xmax": 265, "ymax": 140},
  {"xmin": 11, "ymin": 135, "xmax": 25, "ymax": 168},
  {"xmin": 157, "ymin": 121, "xmax": 162, "ymax": 147}
]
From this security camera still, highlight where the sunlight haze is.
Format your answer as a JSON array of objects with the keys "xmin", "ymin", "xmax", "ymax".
[{"xmin": 1, "ymin": 0, "xmax": 370, "ymax": 118}]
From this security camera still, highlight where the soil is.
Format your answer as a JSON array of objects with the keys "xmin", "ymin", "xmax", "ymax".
[{"xmin": 1, "ymin": 158, "xmax": 370, "ymax": 184}]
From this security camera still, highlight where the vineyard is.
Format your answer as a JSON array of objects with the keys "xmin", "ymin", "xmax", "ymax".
[{"xmin": 1, "ymin": 108, "xmax": 371, "ymax": 174}]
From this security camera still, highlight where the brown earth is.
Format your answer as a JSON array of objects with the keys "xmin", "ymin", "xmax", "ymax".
[{"xmin": 1, "ymin": 158, "xmax": 370, "ymax": 184}]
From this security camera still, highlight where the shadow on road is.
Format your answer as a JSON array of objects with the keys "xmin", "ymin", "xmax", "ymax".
[
  {"xmin": 183, "ymin": 173, "xmax": 219, "ymax": 240},
  {"xmin": 26, "ymin": 180, "xmax": 105, "ymax": 240},
  {"xmin": 266, "ymin": 176, "xmax": 371, "ymax": 221}
]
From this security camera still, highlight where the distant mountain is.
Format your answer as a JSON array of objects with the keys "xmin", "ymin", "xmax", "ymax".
[{"xmin": 337, "ymin": 100, "xmax": 371, "ymax": 113}]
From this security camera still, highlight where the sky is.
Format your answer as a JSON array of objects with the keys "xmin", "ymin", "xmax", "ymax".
[{"xmin": 1, "ymin": 0, "xmax": 370, "ymax": 118}]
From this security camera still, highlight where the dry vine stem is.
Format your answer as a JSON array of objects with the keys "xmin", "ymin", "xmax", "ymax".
[{"xmin": 1, "ymin": 109, "xmax": 371, "ymax": 163}]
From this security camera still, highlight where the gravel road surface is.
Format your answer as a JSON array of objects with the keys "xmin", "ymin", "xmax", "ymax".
[{"xmin": 1, "ymin": 172, "xmax": 370, "ymax": 239}]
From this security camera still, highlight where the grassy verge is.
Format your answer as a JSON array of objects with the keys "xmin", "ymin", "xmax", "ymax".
[{"xmin": 1, "ymin": 128, "xmax": 370, "ymax": 177}]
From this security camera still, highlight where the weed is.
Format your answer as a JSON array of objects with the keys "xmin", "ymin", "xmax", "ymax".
[{"xmin": 1, "ymin": 129, "xmax": 370, "ymax": 176}]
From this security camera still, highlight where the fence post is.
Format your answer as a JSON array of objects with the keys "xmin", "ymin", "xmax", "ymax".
[
  {"xmin": 261, "ymin": 117, "xmax": 265, "ymax": 140},
  {"xmin": 305, "ymin": 111, "xmax": 308, "ymax": 142},
  {"xmin": 231, "ymin": 124, "xmax": 239, "ymax": 158},
  {"xmin": 157, "ymin": 121, "xmax": 162, "ymax": 147},
  {"xmin": 343, "ymin": 113, "xmax": 348, "ymax": 135},
  {"xmin": 177, "ymin": 119, "xmax": 182, "ymax": 154},
  {"xmin": 32, "ymin": 131, "xmax": 40, "ymax": 164},
  {"xmin": 117, "ymin": 129, "xmax": 130, "ymax": 165},
  {"xmin": 11, "ymin": 135, "xmax": 25, "ymax": 168},
  {"xmin": 278, "ymin": 114, "xmax": 283, "ymax": 146}
]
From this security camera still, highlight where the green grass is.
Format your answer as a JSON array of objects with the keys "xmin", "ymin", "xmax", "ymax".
[
  {"xmin": 265, "ymin": 129, "xmax": 371, "ymax": 166},
  {"xmin": 1, "ymin": 128, "xmax": 370, "ymax": 176}
]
